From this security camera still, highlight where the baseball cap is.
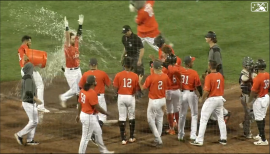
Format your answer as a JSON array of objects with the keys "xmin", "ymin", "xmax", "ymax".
[
  {"xmin": 184, "ymin": 56, "xmax": 196, "ymax": 64},
  {"xmin": 89, "ymin": 58, "xmax": 98, "ymax": 66},
  {"xmin": 205, "ymin": 31, "xmax": 216, "ymax": 38},
  {"xmin": 86, "ymin": 75, "xmax": 96, "ymax": 84},
  {"xmin": 122, "ymin": 25, "xmax": 131, "ymax": 34},
  {"xmin": 153, "ymin": 60, "xmax": 162, "ymax": 69}
]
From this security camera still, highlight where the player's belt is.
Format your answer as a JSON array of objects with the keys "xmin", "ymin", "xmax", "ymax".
[
  {"xmin": 69, "ymin": 67, "xmax": 79, "ymax": 70},
  {"xmin": 97, "ymin": 94, "xmax": 104, "ymax": 96},
  {"xmin": 181, "ymin": 90, "xmax": 194, "ymax": 92}
]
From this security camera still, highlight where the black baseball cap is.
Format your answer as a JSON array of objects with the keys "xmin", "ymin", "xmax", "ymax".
[
  {"xmin": 86, "ymin": 75, "xmax": 96, "ymax": 84},
  {"xmin": 89, "ymin": 58, "xmax": 98, "ymax": 66},
  {"xmin": 205, "ymin": 31, "xmax": 216, "ymax": 38},
  {"xmin": 122, "ymin": 25, "xmax": 131, "ymax": 34},
  {"xmin": 153, "ymin": 60, "xmax": 162, "ymax": 69},
  {"xmin": 184, "ymin": 56, "xmax": 196, "ymax": 64}
]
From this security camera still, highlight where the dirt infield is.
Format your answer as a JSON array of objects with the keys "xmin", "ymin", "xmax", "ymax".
[{"xmin": 0, "ymin": 76, "xmax": 269, "ymax": 153}]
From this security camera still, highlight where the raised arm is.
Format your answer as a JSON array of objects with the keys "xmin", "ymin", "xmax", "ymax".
[
  {"xmin": 64, "ymin": 16, "xmax": 70, "ymax": 46},
  {"xmin": 77, "ymin": 14, "xmax": 84, "ymax": 37}
]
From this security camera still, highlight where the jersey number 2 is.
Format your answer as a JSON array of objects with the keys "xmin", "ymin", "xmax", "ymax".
[
  {"xmin": 264, "ymin": 79, "xmax": 269, "ymax": 89},
  {"xmin": 158, "ymin": 81, "xmax": 163, "ymax": 90},
  {"xmin": 144, "ymin": 3, "xmax": 154, "ymax": 17},
  {"xmin": 81, "ymin": 93, "xmax": 86, "ymax": 104},
  {"xmin": 123, "ymin": 78, "xmax": 132, "ymax": 88}
]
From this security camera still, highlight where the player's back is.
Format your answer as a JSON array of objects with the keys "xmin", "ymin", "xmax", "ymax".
[
  {"xmin": 79, "ymin": 89, "xmax": 98, "ymax": 114},
  {"xmin": 179, "ymin": 67, "xmax": 201, "ymax": 90},
  {"xmin": 252, "ymin": 72, "xmax": 270, "ymax": 97},
  {"xmin": 146, "ymin": 73, "xmax": 170, "ymax": 99},
  {"xmin": 79, "ymin": 70, "xmax": 111, "ymax": 94},
  {"xmin": 167, "ymin": 65, "xmax": 181, "ymax": 90},
  {"xmin": 204, "ymin": 72, "xmax": 224, "ymax": 97},
  {"xmin": 114, "ymin": 70, "xmax": 139, "ymax": 95}
]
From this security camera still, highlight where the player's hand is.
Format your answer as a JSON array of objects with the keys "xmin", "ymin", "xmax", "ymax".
[
  {"xmin": 139, "ymin": 74, "xmax": 143, "ymax": 81},
  {"xmin": 23, "ymin": 54, "xmax": 29, "ymax": 62},
  {"xmin": 137, "ymin": 59, "xmax": 142, "ymax": 66},
  {"xmin": 75, "ymin": 115, "xmax": 80, "ymax": 123},
  {"xmin": 64, "ymin": 16, "xmax": 69, "ymax": 28},
  {"xmin": 78, "ymin": 14, "xmax": 84, "ymax": 25}
]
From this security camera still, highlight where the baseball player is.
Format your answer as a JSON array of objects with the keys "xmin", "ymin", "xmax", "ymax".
[
  {"xmin": 78, "ymin": 58, "xmax": 111, "ymax": 145},
  {"xmin": 203, "ymin": 31, "xmax": 230, "ymax": 124},
  {"xmin": 247, "ymin": 59, "xmax": 269, "ymax": 146},
  {"xmin": 191, "ymin": 60, "xmax": 227, "ymax": 146},
  {"xmin": 113, "ymin": 57, "xmax": 139, "ymax": 145},
  {"xmin": 18, "ymin": 35, "xmax": 49, "ymax": 112},
  {"xmin": 239, "ymin": 57, "xmax": 257, "ymax": 138},
  {"xmin": 59, "ymin": 15, "xmax": 84, "ymax": 108},
  {"xmin": 150, "ymin": 35, "xmax": 174, "ymax": 62},
  {"xmin": 14, "ymin": 62, "xmax": 42, "ymax": 146},
  {"xmin": 130, "ymin": 0, "xmax": 160, "ymax": 51},
  {"xmin": 138, "ymin": 60, "xmax": 171, "ymax": 148},
  {"xmin": 76, "ymin": 75, "xmax": 114, "ymax": 154},
  {"xmin": 178, "ymin": 56, "xmax": 202, "ymax": 141},
  {"xmin": 164, "ymin": 54, "xmax": 182, "ymax": 135}
]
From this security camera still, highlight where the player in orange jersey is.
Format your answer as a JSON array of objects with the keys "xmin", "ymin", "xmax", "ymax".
[
  {"xmin": 178, "ymin": 56, "xmax": 202, "ymax": 141},
  {"xmin": 76, "ymin": 75, "xmax": 114, "ymax": 154},
  {"xmin": 113, "ymin": 57, "xmax": 139, "ymax": 145},
  {"xmin": 139, "ymin": 60, "xmax": 171, "ymax": 148},
  {"xmin": 248, "ymin": 59, "xmax": 269, "ymax": 146},
  {"xmin": 18, "ymin": 35, "xmax": 49, "ymax": 113},
  {"xmin": 152, "ymin": 35, "xmax": 175, "ymax": 61},
  {"xmin": 130, "ymin": 0, "xmax": 160, "ymax": 51},
  {"xmin": 59, "ymin": 15, "xmax": 84, "ymax": 108},
  {"xmin": 190, "ymin": 60, "xmax": 227, "ymax": 146},
  {"xmin": 79, "ymin": 58, "xmax": 111, "ymax": 146}
]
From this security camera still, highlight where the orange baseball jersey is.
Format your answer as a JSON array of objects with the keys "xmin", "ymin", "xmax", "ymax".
[
  {"xmin": 79, "ymin": 70, "xmax": 111, "ymax": 94},
  {"xmin": 150, "ymin": 66, "xmax": 168, "ymax": 75},
  {"xmin": 251, "ymin": 72, "xmax": 270, "ymax": 97},
  {"xmin": 136, "ymin": 1, "xmax": 160, "ymax": 38},
  {"xmin": 79, "ymin": 89, "xmax": 98, "ymax": 114},
  {"xmin": 113, "ymin": 70, "xmax": 139, "ymax": 95},
  {"xmin": 64, "ymin": 36, "xmax": 80, "ymax": 68},
  {"xmin": 18, "ymin": 44, "xmax": 29, "ymax": 68},
  {"xmin": 204, "ymin": 72, "xmax": 224, "ymax": 97},
  {"xmin": 143, "ymin": 73, "xmax": 171, "ymax": 99},
  {"xmin": 179, "ymin": 67, "xmax": 201, "ymax": 90},
  {"xmin": 158, "ymin": 45, "xmax": 175, "ymax": 60},
  {"xmin": 167, "ymin": 65, "xmax": 181, "ymax": 90}
]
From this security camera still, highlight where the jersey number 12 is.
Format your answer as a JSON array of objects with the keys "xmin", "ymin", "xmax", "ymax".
[{"xmin": 123, "ymin": 78, "xmax": 132, "ymax": 88}]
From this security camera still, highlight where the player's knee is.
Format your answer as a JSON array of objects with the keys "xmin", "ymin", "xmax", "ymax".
[{"xmin": 31, "ymin": 120, "xmax": 38, "ymax": 126}]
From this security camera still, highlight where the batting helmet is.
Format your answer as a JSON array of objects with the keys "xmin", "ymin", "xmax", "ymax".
[
  {"xmin": 154, "ymin": 35, "xmax": 165, "ymax": 48},
  {"xmin": 123, "ymin": 56, "xmax": 133, "ymax": 68},
  {"xmin": 242, "ymin": 57, "xmax": 254, "ymax": 70},
  {"xmin": 131, "ymin": 0, "xmax": 146, "ymax": 10},
  {"xmin": 165, "ymin": 53, "xmax": 177, "ymax": 65},
  {"xmin": 254, "ymin": 59, "xmax": 266, "ymax": 70}
]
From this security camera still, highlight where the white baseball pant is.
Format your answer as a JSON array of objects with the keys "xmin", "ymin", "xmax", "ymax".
[
  {"xmin": 60, "ymin": 68, "xmax": 82, "ymax": 102},
  {"xmin": 147, "ymin": 98, "xmax": 166, "ymax": 144},
  {"xmin": 139, "ymin": 37, "xmax": 159, "ymax": 51},
  {"xmin": 21, "ymin": 69, "xmax": 45, "ymax": 109},
  {"xmin": 196, "ymin": 96, "xmax": 227, "ymax": 144},
  {"xmin": 166, "ymin": 89, "xmax": 181, "ymax": 113},
  {"xmin": 17, "ymin": 102, "xmax": 38, "ymax": 142},
  {"xmin": 117, "ymin": 94, "xmax": 135, "ymax": 121},
  {"xmin": 253, "ymin": 94, "xmax": 269, "ymax": 121},
  {"xmin": 209, "ymin": 107, "xmax": 229, "ymax": 121},
  {"xmin": 178, "ymin": 90, "xmax": 198, "ymax": 140},
  {"xmin": 98, "ymin": 94, "xmax": 107, "ymax": 123},
  {"xmin": 79, "ymin": 111, "xmax": 109, "ymax": 154}
]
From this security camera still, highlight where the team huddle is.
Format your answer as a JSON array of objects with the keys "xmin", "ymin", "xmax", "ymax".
[{"xmin": 14, "ymin": 0, "xmax": 269, "ymax": 153}]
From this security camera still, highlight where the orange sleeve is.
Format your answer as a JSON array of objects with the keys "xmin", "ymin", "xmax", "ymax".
[
  {"xmin": 136, "ymin": 10, "xmax": 146, "ymax": 25},
  {"xmin": 143, "ymin": 76, "xmax": 151, "ymax": 89},
  {"xmin": 75, "ymin": 36, "xmax": 79, "ymax": 48},
  {"xmin": 251, "ymin": 77, "xmax": 259, "ymax": 93},
  {"xmin": 104, "ymin": 72, "xmax": 111, "ymax": 87},
  {"xmin": 113, "ymin": 74, "xmax": 119, "ymax": 88},
  {"xmin": 79, "ymin": 73, "xmax": 86, "ymax": 88},
  {"xmin": 204, "ymin": 75, "xmax": 211, "ymax": 92},
  {"xmin": 89, "ymin": 91, "xmax": 98, "ymax": 106}
]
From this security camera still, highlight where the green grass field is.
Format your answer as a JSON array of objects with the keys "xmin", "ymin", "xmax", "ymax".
[{"xmin": 0, "ymin": 1, "xmax": 269, "ymax": 83}]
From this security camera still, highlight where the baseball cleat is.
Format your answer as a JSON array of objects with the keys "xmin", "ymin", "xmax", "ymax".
[
  {"xmin": 218, "ymin": 139, "xmax": 227, "ymax": 145},
  {"xmin": 239, "ymin": 122, "xmax": 244, "ymax": 129},
  {"xmin": 253, "ymin": 134, "xmax": 261, "ymax": 141},
  {"xmin": 59, "ymin": 95, "xmax": 67, "ymax": 108},
  {"xmin": 178, "ymin": 137, "xmax": 185, "ymax": 142},
  {"xmin": 26, "ymin": 140, "xmax": 40, "ymax": 145},
  {"xmin": 190, "ymin": 141, "xmax": 203, "ymax": 146},
  {"xmin": 254, "ymin": 139, "xmax": 268, "ymax": 145},
  {"xmin": 14, "ymin": 133, "xmax": 24, "ymax": 145},
  {"xmin": 224, "ymin": 112, "xmax": 231, "ymax": 124},
  {"xmin": 243, "ymin": 133, "xmax": 253, "ymax": 139},
  {"xmin": 128, "ymin": 138, "xmax": 136, "ymax": 143},
  {"xmin": 37, "ymin": 107, "xmax": 50, "ymax": 113},
  {"xmin": 168, "ymin": 129, "xmax": 176, "ymax": 135},
  {"xmin": 190, "ymin": 138, "xmax": 196, "ymax": 142},
  {"xmin": 102, "ymin": 151, "xmax": 114, "ymax": 154},
  {"xmin": 122, "ymin": 140, "xmax": 127, "ymax": 145}
]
